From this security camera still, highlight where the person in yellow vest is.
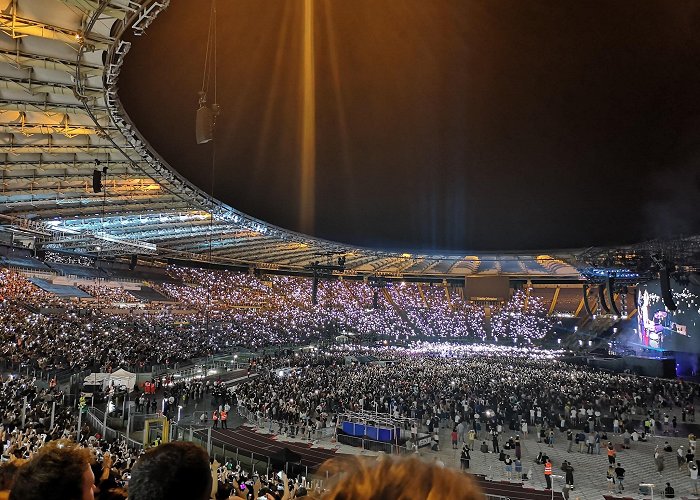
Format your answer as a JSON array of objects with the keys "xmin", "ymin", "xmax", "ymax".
[
  {"xmin": 212, "ymin": 410, "xmax": 219, "ymax": 429},
  {"xmin": 220, "ymin": 409, "xmax": 228, "ymax": 429},
  {"xmin": 544, "ymin": 459, "xmax": 553, "ymax": 489}
]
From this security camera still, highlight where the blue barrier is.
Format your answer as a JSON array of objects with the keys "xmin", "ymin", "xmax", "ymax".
[{"xmin": 341, "ymin": 421, "xmax": 398, "ymax": 443}]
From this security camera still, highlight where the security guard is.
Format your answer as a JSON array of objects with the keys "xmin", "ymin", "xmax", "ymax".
[{"xmin": 544, "ymin": 459, "xmax": 553, "ymax": 489}]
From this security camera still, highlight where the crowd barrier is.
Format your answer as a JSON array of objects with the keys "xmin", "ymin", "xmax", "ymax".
[
  {"xmin": 169, "ymin": 422, "xmax": 317, "ymax": 480},
  {"xmin": 84, "ymin": 407, "xmax": 143, "ymax": 450},
  {"xmin": 335, "ymin": 433, "xmax": 412, "ymax": 455},
  {"xmin": 236, "ymin": 405, "xmax": 413, "ymax": 456}
]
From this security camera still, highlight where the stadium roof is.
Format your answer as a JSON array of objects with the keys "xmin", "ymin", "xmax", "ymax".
[{"xmin": 0, "ymin": 0, "xmax": 696, "ymax": 280}]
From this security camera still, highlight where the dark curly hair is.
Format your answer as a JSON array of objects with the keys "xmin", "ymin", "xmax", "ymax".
[
  {"xmin": 128, "ymin": 442, "xmax": 211, "ymax": 500},
  {"xmin": 10, "ymin": 440, "xmax": 95, "ymax": 500}
]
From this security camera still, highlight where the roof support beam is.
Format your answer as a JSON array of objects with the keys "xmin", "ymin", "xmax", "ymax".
[
  {"xmin": 0, "ymin": 99, "xmax": 109, "ymax": 118},
  {"xmin": 372, "ymin": 258, "xmax": 405, "ymax": 273},
  {"xmin": 0, "ymin": 49, "xmax": 103, "ymax": 78},
  {"xmin": 0, "ymin": 144, "xmax": 125, "ymax": 155},
  {"xmin": 60, "ymin": 0, "xmax": 138, "ymax": 20},
  {"xmin": 0, "ymin": 9, "xmax": 111, "ymax": 50},
  {"xmin": 22, "ymin": 203, "xmax": 191, "ymax": 220},
  {"xmin": 243, "ymin": 246, "xmax": 315, "ymax": 263},
  {"xmin": 0, "ymin": 160, "xmax": 133, "ymax": 174},
  {"xmin": 172, "ymin": 235, "xmax": 272, "ymax": 253},
  {"xmin": 0, "ymin": 76, "xmax": 102, "ymax": 98},
  {"xmin": 0, "ymin": 122, "xmax": 111, "ymax": 137}
]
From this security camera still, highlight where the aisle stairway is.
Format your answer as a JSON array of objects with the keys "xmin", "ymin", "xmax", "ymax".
[{"xmin": 382, "ymin": 288, "xmax": 420, "ymax": 336}]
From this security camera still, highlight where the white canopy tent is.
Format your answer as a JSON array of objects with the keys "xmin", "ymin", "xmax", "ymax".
[
  {"xmin": 83, "ymin": 369, "xmax": 136, "ymax": 392},
  {"xmin": 109, "ymin": 369, "xmax": 137, "ymax": 391}
]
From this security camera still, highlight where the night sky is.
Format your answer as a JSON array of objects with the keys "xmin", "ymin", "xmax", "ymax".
[{"xmin": 120, "ymin": 0, "xmax": 700, "ymax": 252}]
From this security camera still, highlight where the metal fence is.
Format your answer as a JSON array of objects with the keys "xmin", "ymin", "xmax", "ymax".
[
  {"xmin": 75, "ymin": 404, "xmax": 330, "ymax": 478},
  {"xmin": 84, "ymin": 407, "xmax": 143, "ymax": 450},
  {"xmin": 335, "ymin": 433, "xmax": 412, "ymax": 455},
  {"xmin": 163, "ymin": 362, "xmax": 251, "ymax": 383},
  {"xmin": 169, "ymin": 423, "xmax": 316, "ymax": 480}
]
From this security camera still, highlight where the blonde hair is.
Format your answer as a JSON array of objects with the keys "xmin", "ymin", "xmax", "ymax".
[{"xmin": 319, "ymin": 455, "xmax": 484, "ymax": 500}]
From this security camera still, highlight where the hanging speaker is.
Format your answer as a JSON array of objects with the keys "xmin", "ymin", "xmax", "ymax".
[
  {"xmin": 196, "ymin": 105, "xmax": 214, "ymax": 144},
  {"xmin": 92, "ymin": 169, "xmax": 102, "ymax": 193},
  {"xmin": 660, "ymin": 265, "xmax": 677, "ymax": 311},
  {"xmin": 129, "ymin": 254, "xmax": 138, "ymax": 271},
  {"xmin": 373, "ymin": 289, "xmax": 379, "ymax": 310},
  {"xmin": 599, "ymin": 284, "xmax": 610, "ymax": 313},
  {"xmin": 607, "ymin": 275, "xmax": 621, "ymax": 316},
  {"xmin": 582, "ymin": 284, "xmax": 594, "ymax": 316}
]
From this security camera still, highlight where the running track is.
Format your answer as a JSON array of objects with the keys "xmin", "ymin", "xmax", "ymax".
[
  {"xmin": 195, "ymin": 425, "xmax": 340, "ymax": 470},
  {"xmin": 196, "ymin": 428, "xmax": 565, "ymax": 494}
]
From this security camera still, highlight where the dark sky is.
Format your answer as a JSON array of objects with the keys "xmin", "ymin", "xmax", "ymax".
[{"xmin": 120, "ymin": 0, "xmax": 700, "ymax": 252}]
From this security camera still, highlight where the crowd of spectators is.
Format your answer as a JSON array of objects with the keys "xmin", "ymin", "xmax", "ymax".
[
  {"xmin": 0, "ymin": 369, "xmax": 485, "ymax": 499},
  {"xmin": 0, "ymin": 259, "xmax": 697, "ymax": 499},
  {"xmin": 76, "ymin": 285, "xmax": 139, "ymax": 305},
  {"xmin": 236, "ymin": 343, "xmax": 697, "ymax": 448},
  {"xmin": 0, "ymin": 374, "xmax": 74, "ymax": 459},
  {"xmin": 0, "ymin": 334, "xmax": 696, "ymax": 499},
  {"xmin": 0, "ymin": 269, "xmax": 66, "ymax": 309},
  {"xmin": 0, "ymin": 437, "xmax": 483, "ymax": 500},
  {"xmin": 43, "ymin": 251, "xmax": 96, "ymax": 268},
  {"xmin": 163, "ymin": 267, "xmax": 553, "ymax": 342},
  {"xmin": 0, "ymin": 266, "xmax": 556, "ymax": 373},
  {"xmin": 386, "ymin": 282, "xmax": 486, "ymax": 339},
  {"xmin": 0, "ymin": 373, "xmax": 145, "ymax": 499}
]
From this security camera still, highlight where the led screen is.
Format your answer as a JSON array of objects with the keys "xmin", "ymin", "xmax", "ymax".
[{"xmin": 637, "ymin": 280, "xmax": 699, "ymax": 353}]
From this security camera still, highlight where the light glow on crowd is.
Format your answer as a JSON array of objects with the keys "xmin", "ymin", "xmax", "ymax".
[{"xmin": 0, "ymin": 266, "xmax": 561, "ymax": 374}]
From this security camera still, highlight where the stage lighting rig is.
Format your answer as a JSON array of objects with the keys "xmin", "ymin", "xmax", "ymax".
[
  {"xmin": 305, "ymin": 255, "xmax": 347, "ymax": 306},
  {"xmin": 306, "ymin": 251, "xmax": 348, "ymax": 273}
]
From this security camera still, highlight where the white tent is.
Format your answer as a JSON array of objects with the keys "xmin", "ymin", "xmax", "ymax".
[
  {"xmin": 108, "ymin": 368, "xmax": 137, "ymax": 391},
  {"xmin": 83, "ymin": 372, "xmax": 110, "ymax": 387},
  {"xmin": 83, "ymin": 369, "xmax": 136, "ymax": 392}
]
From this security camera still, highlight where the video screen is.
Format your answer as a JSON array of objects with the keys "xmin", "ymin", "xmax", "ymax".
[{"xmin": 637, "ymin": 280, "xmax": 699, "ymax": 353}]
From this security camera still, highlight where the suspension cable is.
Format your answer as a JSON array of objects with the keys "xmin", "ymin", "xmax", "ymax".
[{"xmin": 200, "ymin": 0, "xmax": 218, "ymax": 334}]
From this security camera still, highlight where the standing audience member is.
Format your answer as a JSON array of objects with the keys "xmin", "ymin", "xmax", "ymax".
[
  {"xmin": 614, "ymin": 463, "xmax": 625, "ymax": 493},
  {"xmin": 321, "ymin": 455, "xmax": 483, "ymax": 500},
  {"xmin": 606, "ymin": 465, "xmax": 615, "ymax": 492},
  {"xmin": 689, "ymin": 461, "xmax": 698, "ymax": 495},
  {"xmin": 562, "ymin": 461, "xmax": 574, "ymax": 488},
  {"xmin": 664, "ymin": 482, "xmax": 675, "ymax": 498},
  {"xmin": 677, "ymin": 446, "xmax": 685, "ymax": 470},
  {"xmin": 128, "ymin": 442, "xmax": 212, "ymax": 500},
  {"xmin": 655, "ymin": 448, "xmax": 665, "ymax": 472},
  {"xmin": 460, "ymin": 444, "xmax": 470, "ymax": 470},
  {"xmin": 0, "ymin": 461, "xmax": 21, "ymax": 500},
  {"xmin": 9, "ymin": 440, "xmax": 97, "ymax": 500}
]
